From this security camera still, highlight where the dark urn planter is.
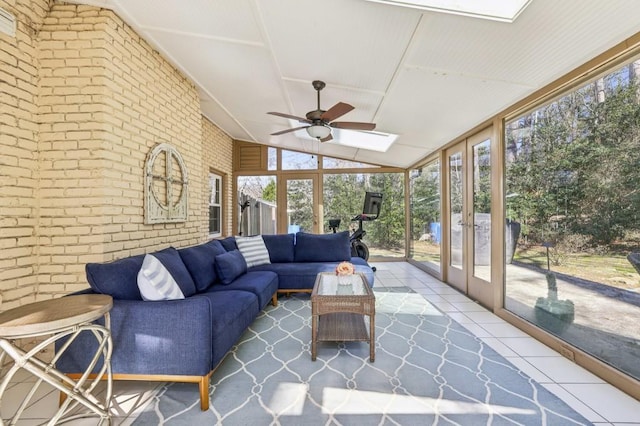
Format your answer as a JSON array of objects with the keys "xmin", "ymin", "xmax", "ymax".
[{"xmin": 505, "ymin": 219, "xmax": 521, "ymax": 264}]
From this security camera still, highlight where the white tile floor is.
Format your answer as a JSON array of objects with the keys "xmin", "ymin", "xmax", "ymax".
[
  {"xmin": 373, "ymin": 262, "xmax": 640, "ymax": 426},
  {"xmin": 1, "ymin": 262, "xmax": 639, "ymax": 425}
]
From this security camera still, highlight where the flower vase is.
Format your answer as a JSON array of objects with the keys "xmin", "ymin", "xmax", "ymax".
[{"xmin": 337, "ymin": 274, "xmax": 351, "ymax": 286}]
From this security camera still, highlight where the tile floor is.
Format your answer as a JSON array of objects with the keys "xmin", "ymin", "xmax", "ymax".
[{"xmin": 1, "ymin": 262, "xmax": 639, "ymax": 425}]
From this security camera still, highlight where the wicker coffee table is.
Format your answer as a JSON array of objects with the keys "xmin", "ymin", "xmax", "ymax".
[{"xmin": 311, "ymin": 272, "xmax": 375, "ymax": 362}]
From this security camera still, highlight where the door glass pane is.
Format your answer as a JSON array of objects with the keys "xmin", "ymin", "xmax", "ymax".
[
  {"xmin": 237, "ymin": 176, "xmax": 277, "ymax": 236},
  {"xmin": 287, "ymin": 179, "xmax": 314, "ymax": 233},
  {"xmin": 473, "ymin": 139, "xmax": 491, "ymax": 281},
  {"xmin": 449, "ymin": 152, "xmax": 463, "ymax": 269},
  {"xmin": 409, "ymin": 160, "xmax": 441, "ymax": 271}
]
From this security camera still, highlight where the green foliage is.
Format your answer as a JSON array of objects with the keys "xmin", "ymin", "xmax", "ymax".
[
  {"xmin": 506, "ymin": 64, "xmax": 640, "ymax": 248},
  {"xmin": 323, "ymin": 173, "xmax": 405, "ymax": 249},
  {"xmin": 409, "ymin": 163, "xmax": 440, "ymax": 240},
  {"xmin": 262, "ymin": 179, "xmax": 276, "ymax": 202}
]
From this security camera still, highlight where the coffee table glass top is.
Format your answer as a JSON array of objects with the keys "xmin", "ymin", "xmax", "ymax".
[{"xmin": 314, "ymin": 273, "xmax": 370, "ymax": 296}]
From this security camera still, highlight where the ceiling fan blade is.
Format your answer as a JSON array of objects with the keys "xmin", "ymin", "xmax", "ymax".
[
  {"xmin": 271, "ymin": 125, "xmax": 309, "ymax": 136},
  {"xmin": 320, "ymin": 134, "xmax": 333, "ymax": 143},
  {"xmin": 330, "ymin": 121, "xmax": 376, "ymax": 131},
  {"xmin": 321, "ymin": 102, "xmax": 354, "ymax": 122},
  {"xmin": 267, "ymin": 111, "xmax": 311, "ymax": 123}
]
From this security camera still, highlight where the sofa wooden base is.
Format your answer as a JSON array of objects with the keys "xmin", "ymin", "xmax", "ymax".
[
  {"xmin": 63, "ymin": 371, "xmax": 213, "ymax": 411},
  {"xmin": 277, "ymin": 289, "xmax": 312, "ymax": 297}
]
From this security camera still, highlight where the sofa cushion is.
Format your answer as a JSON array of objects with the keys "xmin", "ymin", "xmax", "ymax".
[
  {"xmin": 236, "ymin": 235, "xmax": 271, "ymax": 268},
  {"xmin": 194, "ymin": 290, "xmax": 259, "ymax": 367},
  {"xmin": 262, "ymin": 233, "xmax": 295, "ymax": 263},
  {"xmin": 294, "ymin": 231, "xmax": 351, "ymax": 262},
  {"xmin": 178, "ymin": 240, "xmax": 226, "ymax": 292},
  {"xmin": 250, "ymin": 258, "xmax": 374, "ymax": 290},
  {"xmin": 219, "ymin": 236, "xmax": 237, "ymax": 252},
  {"xmin": 137, "ymin": 254, "xmax": 185, "ymax": 301},
  {"xmin": 215, "ymin": 250, "xmax": 247, "ymax": 285},
  {"xmin": 86, "ymin": 254, "xmax": 145, "ymax": 300},
  {"xmin": 204, "ymin": 271, "xmax": 278, "ymax": 310}
]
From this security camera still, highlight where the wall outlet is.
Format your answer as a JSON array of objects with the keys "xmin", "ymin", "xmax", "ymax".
[{"xmin": 559, "ymin": 345, "xmax": 575, "ymax": 361}]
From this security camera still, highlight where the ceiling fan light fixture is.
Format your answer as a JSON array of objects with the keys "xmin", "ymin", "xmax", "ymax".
[{"xmin": 306, "ymin": 124, "xmax": 331, "ymax": 140}]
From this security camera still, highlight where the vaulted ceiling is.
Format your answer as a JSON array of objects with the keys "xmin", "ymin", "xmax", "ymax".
[{"xmin": 73, "ymin": 0, "xmax": 640, "ymax": 167}]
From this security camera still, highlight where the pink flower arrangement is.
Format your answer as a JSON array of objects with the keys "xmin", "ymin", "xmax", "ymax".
[{"xmin": 335, "ymin": 261, "xmax": 355, "ymax": 276}]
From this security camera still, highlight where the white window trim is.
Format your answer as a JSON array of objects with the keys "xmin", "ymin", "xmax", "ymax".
[{"xmin": 208, "ymin": 172, "xmax": 223, "ymax": 238}]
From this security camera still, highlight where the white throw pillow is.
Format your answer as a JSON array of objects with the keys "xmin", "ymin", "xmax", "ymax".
[
  {"xmin": 235, "ymin": 235, "xmax": 271, "ymax": 268},
  {"xmin": 137, "ymin": 254, "xmax": 185, "ymax": 301}
]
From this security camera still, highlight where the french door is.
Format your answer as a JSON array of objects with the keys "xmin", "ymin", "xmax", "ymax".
[
  {"xmin": 445, "ymin": 128, "xmax": 493, "ymax": 308},
  {"xmin": 279, "ymin": 174, "xmax": 320, "ymax": 234}
]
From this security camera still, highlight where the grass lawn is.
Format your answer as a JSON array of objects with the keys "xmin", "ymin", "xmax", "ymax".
[
  {"xmin": 514, "ymin": 245, "xmax": 640, "ymax": 291},
  {"xmin": 409, "ymin": 239, "xmax": 640, "ymax": 291}
]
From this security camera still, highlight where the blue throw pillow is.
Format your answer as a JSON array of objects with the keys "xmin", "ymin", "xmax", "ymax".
[
  {"xmin": 219, "ymin": 236, "xmax": 237, "ymax": 252},
  {"xmin": 149, "ymin": 247, "xmax": 197, "ymax": 297},
  {"xmin": 178, "ymin": 240, "xmax": 226, "ymax": 292},
  {"xmin": 262, "ymin": 234, "xmax": 295, "ymax": 263},
  {"xmin": 86, "ymin": 254, "xmax": 145, "ymax": 300},
  {"xmin": 215, "ymin": 250, "xmax": 247, "ymax": 285},
  {"xmin": 294, "ymin": 231, "xmax": 351, "ymax": 262}
]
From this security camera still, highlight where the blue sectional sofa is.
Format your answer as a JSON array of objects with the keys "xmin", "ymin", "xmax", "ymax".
[{"xmin": 57, "ymin": 231, "xmax": 374, "ymax": 410}]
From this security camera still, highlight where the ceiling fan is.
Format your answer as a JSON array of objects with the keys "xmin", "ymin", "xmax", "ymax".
[{"xmin": 268, "ymin": 80, "xmax": 376, "ymax": 142}]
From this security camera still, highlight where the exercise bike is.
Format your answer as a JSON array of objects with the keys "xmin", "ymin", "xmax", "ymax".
[{"xmin": 329, "ymin": 191, "xmax": 383, "ymax": 270}]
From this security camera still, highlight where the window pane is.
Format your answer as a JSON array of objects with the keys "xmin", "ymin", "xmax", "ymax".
[
  {"xmin": 323, "ymin": 172, "xmax": 405, "ymax": 258},
  {"xmin": 473, "ymin": 140, "xmax": 491, "ymax": 281},
  {"xmin": 504, "ymin": 58, "xmax": 640, "ymax": 381},
  {"xmin": 209, "ymin": 206, "xmax": 220, "ymax": 234},
  {"xmin": 409, "ymin": 160, "xmax": 441, "ymax": 272},
  {"xmin": 208, "ymin": 173, "xmax": 222, "ymax": 236},
  {"xmin": 282, "ymin": 150, "xmax": 317, "ymax": 170},
  {"xmin": 237, "ymin": 176, "xmax": 277, "ymax": 236},
  {"xmin": 268, "ymin": 147, "xmax": 277, "ymax": 171},
  {"xmin": 286, "ymin": 179, "xmax": 313, "ymax": 233},
  {"xmin": 322, "ymin": 156, "xmax": 380, "ymax": 169},
  {"xmin": 449, "ymin": 152, "xmax": 463, "ymax": 270}
]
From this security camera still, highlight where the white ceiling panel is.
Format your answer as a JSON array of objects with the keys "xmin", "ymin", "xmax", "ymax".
[
  {"xmin": 146, "ymin": 30, "xmax": 287, "ymax": 124},
  {"xmin": 200, "ymin": 93, "xmax": 251, "ymax": 141},
  {"xmin": 379, "ymin": 65, "xmax": 532, "ymax": 144},
  {"xmin": 113, "ymin": 0, "xmax": 262, "ymax": 43},
  {"xmin": 257, "ymin": 0, "xmax": 420, "ymax": 92},
  {"xmin": 93, "ymin": 0, "xmax": 640, "ymax": 168},
  {"xmin": 407, "ymin": 0, "xmax": 640, "ymax": 89}
]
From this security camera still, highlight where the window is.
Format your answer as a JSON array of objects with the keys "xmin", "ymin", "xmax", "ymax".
[
  {"xmin": 208, "ymin": 173, "xmax": 223, "ymax": 237},
  {"xmin": 504, "ymin": 57, "xmax": 640, "ymax": 381},
  {"xmin": 408, "ymin": 159, "xmax": 441, "ymax": 272}
]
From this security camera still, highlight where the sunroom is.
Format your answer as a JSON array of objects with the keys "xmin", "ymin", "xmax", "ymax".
[{"xmin": 1, "ymin": 0, "xmax": 639, "ymax": 423}]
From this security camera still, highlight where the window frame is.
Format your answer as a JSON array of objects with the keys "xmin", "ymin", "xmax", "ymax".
[{"xmin": 208, "ymin": 172, "xmax": 223, "ymax": 238}]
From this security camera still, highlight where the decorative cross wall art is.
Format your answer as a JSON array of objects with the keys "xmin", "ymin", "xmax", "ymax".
[{"xmin": 144, "ymin": 143, "xmax": 189, "ymax": 224}]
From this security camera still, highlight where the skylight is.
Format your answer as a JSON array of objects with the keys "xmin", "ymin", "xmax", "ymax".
[
  {"xmin": 364, "ymin": 0, "xmax": 531, "ymax": 23},
  {"xmin": 292, "ymin": 122, "xmax": 398, "ymax": 153}
]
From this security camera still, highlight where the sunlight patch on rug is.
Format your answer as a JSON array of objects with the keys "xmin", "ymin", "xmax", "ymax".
[{"xmin": 321, "ymin": 387, "xmax": 538, "ymax": 415}]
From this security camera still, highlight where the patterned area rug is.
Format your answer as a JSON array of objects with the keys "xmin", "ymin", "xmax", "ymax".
[{"xmin": 132, "ymin": 289, "xmax": 590, "ymax": 425}]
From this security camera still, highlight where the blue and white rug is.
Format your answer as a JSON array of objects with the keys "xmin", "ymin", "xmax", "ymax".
[{"xmin": 132, "ymin": 289, "xmax": 591, "ymax": 425}]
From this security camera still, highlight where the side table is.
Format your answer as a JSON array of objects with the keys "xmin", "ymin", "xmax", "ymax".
[{"xmin": 0, "ymin": 294, "xmax": 113, "ymax": 425}]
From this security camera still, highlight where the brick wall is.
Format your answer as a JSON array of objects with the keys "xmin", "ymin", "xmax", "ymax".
[
  {"xmin": 0, "ymin": 0, "xmax": 50, "ymax": 310},
  {"xmin": 0, "ymin": 0, "xmax": 234, "ymax": 310}
]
